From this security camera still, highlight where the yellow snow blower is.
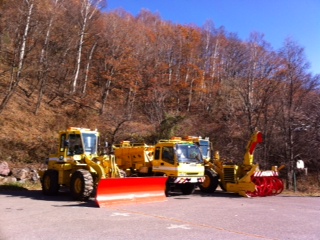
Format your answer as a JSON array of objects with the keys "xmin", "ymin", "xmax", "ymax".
[{"xmin": 185, "ymin": 131, "xmax": 284, "ymax": 197}]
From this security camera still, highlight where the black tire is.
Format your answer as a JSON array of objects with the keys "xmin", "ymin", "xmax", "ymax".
[
  {"xmin": 119, "ymin": 169, "xmax": 126, "ymax": 178},
  {"xmin": 41, "ymin": 170, "xmax": 60, "ymax": 195},
  {"xmin": 70, "ymin": 169, "xmax": 94, "ymax": 201},
  {"xmin": 180, "ymin": 183, "xmax": 195, "ymax": 195},
  {"xmin": 199, "ymin": 169, "xmax": 219, "ymax": 193},
  {"xmin": 165, "ymin": 177, "xmax": 172, "ymax": 197}
]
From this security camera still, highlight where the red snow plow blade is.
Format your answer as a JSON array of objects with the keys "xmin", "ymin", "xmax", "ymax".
[{"xmin": 95, "ymin": 177, "xmax": 167, "ymax": 207}]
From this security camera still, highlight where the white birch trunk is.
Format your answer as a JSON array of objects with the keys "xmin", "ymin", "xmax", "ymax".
[{"xmin": 0, "ymin": 1, "xmax": 34, "ymax": 114}]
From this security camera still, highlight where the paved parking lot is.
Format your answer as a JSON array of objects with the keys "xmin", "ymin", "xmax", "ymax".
[{"xmin": 1, "ymin": 189, "xmax": 319, "ymax": 240}]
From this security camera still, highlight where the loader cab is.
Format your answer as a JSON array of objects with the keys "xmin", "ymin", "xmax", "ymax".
[
  {"xmin": 198, "ymin": 138, "xmax": 211, "ymax": 161},
  {"xmin": 62, "ymin": 129, "xmax": 99, "ymax": 157}
]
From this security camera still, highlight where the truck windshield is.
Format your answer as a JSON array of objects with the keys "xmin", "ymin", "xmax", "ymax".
[
  {"xmin": 175, "ymin": 144, "xmax": 203, "ymax": 163},
  {"xmin": 82, "ymin": 133, "xmax": 98, "ymax": 154}
]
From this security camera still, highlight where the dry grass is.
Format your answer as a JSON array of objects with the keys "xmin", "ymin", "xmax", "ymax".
[
  {"xmin": 278, "ymin": 173, "xmax": 320, "ymax": 197},
  {"xmin": 0, "ymin": 87, "xmax": 157, "ymax": 164},
  {"xmin": 0, "ymin": 181, "xmax": 42, "ymax": 191},
  {"xmin": 281, "ymin": 189, "xmax": 320, "ymax": 197}
]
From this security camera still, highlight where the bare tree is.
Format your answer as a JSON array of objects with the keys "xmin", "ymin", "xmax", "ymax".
[
  {"xmin": 72, "ymin": 0, "xmax": 105, "ymax": 93},
  {"xmin": 277, "ymin": 38, "xmax": 317, "ymax": 190},
  {"xmin": 0, "ymin": 0, "xmax": 34, "ymax": 114},
  {"xmin": 34, "ymin": 0, "xmax": 63, "ymax": 114}
]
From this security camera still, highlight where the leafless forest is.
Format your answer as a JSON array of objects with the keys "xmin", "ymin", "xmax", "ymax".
[{"xmin": 0, "ymin": 0, "xmax": 320, "ymax": 189}]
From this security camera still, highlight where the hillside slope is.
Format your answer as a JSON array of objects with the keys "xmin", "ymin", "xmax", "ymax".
[{"xmin": 0, "ymin": 87, "xmax": 154, "ymax": 164}]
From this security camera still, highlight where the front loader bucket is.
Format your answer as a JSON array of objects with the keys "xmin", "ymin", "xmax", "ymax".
[{"xmin": 95, "ymin": 177, "xmax": 167, "ymax": 207}]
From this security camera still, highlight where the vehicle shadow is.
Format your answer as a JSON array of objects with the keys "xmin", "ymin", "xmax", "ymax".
[
  {"xmin": 0, "ymin": 185, "xmax": 240, "ymax": 207},
  {"xmin": 0, "ymin": 186, "xmax": 98, "ymax": 208},
  {"xmin": 196, "ymin": 189, "xmax": 240, "ymax": 198},
  {"xmin": 168, "ymin": 188, "xmax": 240, "ymax": 199}
]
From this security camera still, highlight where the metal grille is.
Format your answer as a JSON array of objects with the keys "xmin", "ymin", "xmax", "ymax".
[{"xmin": 223, "ymin": 167, "xmax": 236, "ymax": 183}]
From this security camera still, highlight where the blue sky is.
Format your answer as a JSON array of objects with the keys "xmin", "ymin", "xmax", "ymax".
[{"xmin": 106, "ymin": 0, "xmax": 320, "ymax": 76}]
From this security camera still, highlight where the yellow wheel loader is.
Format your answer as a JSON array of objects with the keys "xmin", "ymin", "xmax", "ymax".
[
  {"xmin": 113, "ymin": 137, "xmax": 205, "ymax": 195},
  {"xmin": 39, "ymin": 127, "xmax": 167, "ymax": 207},
  {"xmin": 184, "ymin": 131, "xmax": 284, "ymax": 197}
]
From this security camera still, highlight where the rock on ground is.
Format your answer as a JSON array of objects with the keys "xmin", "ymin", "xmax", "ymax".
[{"xmin": 0, "ymin": 161, "xmax": 40, "ymax": 184}]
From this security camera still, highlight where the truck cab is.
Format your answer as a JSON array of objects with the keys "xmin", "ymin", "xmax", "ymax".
[{"xmin": 152, "ymin": 139, "xmax": 205, "ymax": 195}]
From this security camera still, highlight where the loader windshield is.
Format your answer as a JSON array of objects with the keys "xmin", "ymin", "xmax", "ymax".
[
  {"xmin": 176, "ymin": 144, "xmax": 203, "ymax": 163},
  {"xmin": 82, "ymin": 133, "xmax": 98, "ymax": 155}
]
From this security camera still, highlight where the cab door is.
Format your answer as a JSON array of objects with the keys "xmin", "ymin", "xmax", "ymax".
[{"xmin": 152, "ymin": 145, "xmax": 178, "ymax": 177}]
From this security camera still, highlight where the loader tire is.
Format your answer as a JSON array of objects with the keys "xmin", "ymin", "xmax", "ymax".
[
  {"xmin": 219, "ymin": 179, "xmax": 227, "ymax": 192},
  {"xmin": 70, "ymin": 169, "xmax": 94, "ymax": 201},
  {"xmin": 199, "ymin": 169, "xmax": 219, "ymax": 193},
  {"xmin": 180, "ymin": 183, "xmax": 195, "ymax": 195},
  {"xmin": 42, "ymin": 170, "xmax": 60, "ymax": 195}
]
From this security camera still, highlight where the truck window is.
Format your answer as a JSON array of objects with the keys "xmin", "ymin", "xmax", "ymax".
[
  {"xmin": 82, "ymin": 133, "xmax": 98, "ymax": 154},
  {"xmin": 68, "ymin": 134, "xmax": 83, "ymax": 155},
  {"xmin": 162, "ymin": 147, "xmax": 174, "ymax": 164},
  {"xmin": 154, "ymin": 147, "xmax": 160, "ymax": 160},
  {"xmin": 60, "ymin": 134, "xmax": 66, "ymax": 152},
  {"xmin": 199, "ymin": 139, "xmax": 210, "ymax": 159}
]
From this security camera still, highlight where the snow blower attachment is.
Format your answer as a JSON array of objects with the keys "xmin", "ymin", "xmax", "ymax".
[
  {"xmin": 214, "ymin": 131, "xmax": 284, "ymax": 197},
  {"xmin": 245, "ymin": 170, "xmax": 284, "ymax": 197},
  {"xmin": 38, "ymin": 127, "xmax": 167, "ymax": 207}
]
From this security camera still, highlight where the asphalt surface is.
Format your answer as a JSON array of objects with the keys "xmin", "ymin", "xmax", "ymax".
[{"xmin": 0, "ymin": 189, "xmax": 319, "ymax": 240}]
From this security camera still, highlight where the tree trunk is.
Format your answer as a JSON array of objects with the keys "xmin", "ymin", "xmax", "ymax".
[
  {"xmin": 82, "ymin": 42, "xmax": 97, "ymax": 94},
  {"xmin": 0, "ymin": 1, "xmax": 34, "ymax": 114}
]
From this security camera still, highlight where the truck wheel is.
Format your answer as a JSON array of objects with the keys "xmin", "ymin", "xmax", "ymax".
[
  {"xmin": 199, "ymin": 169, "xmax": 219, "ymax": 193},
  {"xmin": 119, "ymin": 169, "xmax": 126, "ymax": 178},
  {"xmin": 165, "ymin": 177, "xmax": 173, "ymax": 196},
  {"xmin": 70, "ymin": 169, "xmax": 94, "ymax": 201},
  {"xmin": 42, "ymin": 170, "xmax": 60, "ymax": 195},
  {"xmin": 180, "ymin": 183, "xmax": 195, "ymax": 195}
]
